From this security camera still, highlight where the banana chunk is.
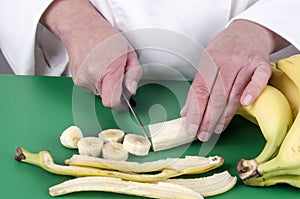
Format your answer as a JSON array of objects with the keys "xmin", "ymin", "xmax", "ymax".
[
  {"xmin": 60, "ymin": 126, "xmax": 84, "ymax": 149},
  {"xmin": 98, "ymin": 129, "xmax": 125, "ymax": 143},
  {"xmin": 77, "ymin": 137, "xmax": 104, "ymax": 157},
  {"xmin": 101, "ymin": 142, "xmax": 129, "ymax": 161},
  {"xmin": 123, "ymin": 134, "xmax": 151, "ymax": 156},
  {"xmin": 148, "ymin": 117, "xmax": 196, "ymax": 152}
]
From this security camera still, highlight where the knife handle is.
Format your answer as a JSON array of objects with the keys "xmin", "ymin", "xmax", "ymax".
[{"xmin": 122, "ymin": 87, "xmax": 137, "ymax": 108}]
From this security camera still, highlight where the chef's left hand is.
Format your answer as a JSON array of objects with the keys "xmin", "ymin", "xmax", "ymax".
[{"xmin": 181, "ymin": 19, "xmax": 290, "ymax": 142}]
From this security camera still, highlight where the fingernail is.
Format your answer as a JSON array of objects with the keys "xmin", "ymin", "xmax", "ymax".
[
  {"xmin": 180, "ymin": 108, "xmax": 185, "ymax": 116},
  {"xmin": 198, "ymin": 132, "xmax": 210, "ymax": 142},
  {"xmin": 243, "ymin": 94, "xmax": 253, "ymax": 106},
  {"xmin": 214, "ymin": 124, "xmax": 224, "ymax": 134},
  {"xmin": 188, "ymin": 124, "xmax": 198, "ymax": 135},
  {"xmin": 130, "ymin": 81, "xmax": 138, "ymax": 94}
]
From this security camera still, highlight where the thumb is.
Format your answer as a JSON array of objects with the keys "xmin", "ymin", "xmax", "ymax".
[
  {"xmin": 123, "ymin": 51, "xmax": 143, "ymax": 95},
  {"xmin": 240, "ymin": 62, "xmax": 271, "ymax": 106}
]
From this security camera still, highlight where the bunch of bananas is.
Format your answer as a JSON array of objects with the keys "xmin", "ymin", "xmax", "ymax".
[{"xmin": 237, "ymin": 54, "xmax": 300, "ymax": 188}]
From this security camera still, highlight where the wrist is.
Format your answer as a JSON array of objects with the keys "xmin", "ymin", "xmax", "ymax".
[
  {"xmin": 229, "ymin": 19, "xmax": 290, "ymax": 54},
  {"xmin": 40, "ymin": 0, "xmax": 110, "ymax": 46}
]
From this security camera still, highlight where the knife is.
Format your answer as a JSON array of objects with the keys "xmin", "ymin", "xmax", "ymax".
[{"xmin": 121, "ymin": 88, "xmax": 152, "ymax": 145}]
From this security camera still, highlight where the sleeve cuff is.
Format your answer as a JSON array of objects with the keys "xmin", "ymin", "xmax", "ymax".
[
  {"xmin": 0, "ymin": 0, "xmax": 54, "ymax": 74},
  {"xmin": 228, "ymin": 0, "xmax": 300, "ymax": 50}
]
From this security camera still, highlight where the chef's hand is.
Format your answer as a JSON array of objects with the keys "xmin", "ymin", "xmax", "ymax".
[
  {"xmin": 181, "ymin": 19, "xmax": 290, "ymax": 142},
  {"xmin": 41, "ymin": 0, "xmax": 142, "ymax": 110}
]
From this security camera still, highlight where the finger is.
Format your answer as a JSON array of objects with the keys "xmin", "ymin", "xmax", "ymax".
[
  {"xmin": 185, "ymin": 75, "xmax": 209, "ymax": 137},
  {"xmin": 214, "ymin": 66, "xmax": 251, "ymax": 133},
  {"xmin": 197, "ymin": 72, "xmax": 227, "ymax": 141},
  {"xmin": 240, "ymin": 62, "xmax": 271, "ymax": 106},
  {"xmin": 124, "ymin": 51, "xmax": 143, "ymax": 95},
  {"xmin": 198, "ymin": 61, "xmax": 244, "ymax": 141},
  {"xmin": 185, "ymin": 50, "xmax": 219, "ymax": 139},
  {"xmin": 99, "ymin": 55, "xmax": 127, "ymax": 109},
  {"xmin": 180, "ymin": 99, "xmax": 188, "ymax": 117}
]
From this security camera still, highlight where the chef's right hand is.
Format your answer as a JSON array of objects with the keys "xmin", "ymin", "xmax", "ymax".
[
  {"xmin": 41, "ymin": 0, "xmax": 142, "ymax": 110},
  {"xmin": 69, "ymin": 31, "xmax": 142, "ymax": 111}
]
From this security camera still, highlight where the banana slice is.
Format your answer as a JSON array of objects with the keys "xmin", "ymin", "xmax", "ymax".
[
  {"xmin": 77, "ymin": 137, "xmax": 104, "ymax": 157},
  {"xmin": 101, "ymin": 142, "xmax": 129, "ymax": 161},
  {"xmin": 123, "ymin": 134, "xmax": 151, "ymax": 156},
  {"xmin": 60, "ymin": 126, "xmax": 84, "ymax": 149},
  {"xmin": 98, "ymin": 129, "xmax": 125, "ymax": 143}
]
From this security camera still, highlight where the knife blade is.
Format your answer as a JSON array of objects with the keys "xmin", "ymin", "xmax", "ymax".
[{"xmin": 121, "ymin": 89, "xmax": 152, "ymax": 145}]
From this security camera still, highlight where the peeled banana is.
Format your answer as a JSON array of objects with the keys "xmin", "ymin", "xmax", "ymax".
[{"xmin": 237, "ymin": 54, "xmax": 300, "ymax": 188}]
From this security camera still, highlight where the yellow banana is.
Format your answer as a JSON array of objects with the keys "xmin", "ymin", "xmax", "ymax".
[
  {"xmin": 237, "ymin": 55, "xmax": 300, "ymax": 188},
  {"xmin": 236, "ymin": 85, "xmax": 293, "ymax": 164},
  {"xmin": 268, "ymin": 62, "xmax": 300, "ymax": 120},
  {"xmin": 243, "ymin": 174, "xmax": 300, "ymax": 188},
  {"xmin": 256, "ymin": 55, "xmax": 300, "ymax": 173}
]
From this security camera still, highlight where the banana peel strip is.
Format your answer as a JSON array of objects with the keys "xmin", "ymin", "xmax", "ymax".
[
  {"xmin": 49, "ymin": 176, "xmax": 204, "ymax": 199},
  {"xmin": 65, "ymin": 154, "xmax": 224, "ymax": 174},
  {"xmin": 49, "ymin": 171, "xmax": 236, "ymax": 198},
  {"xmin": 15, "ymin": 147, "xmax": 236, "ymax": 197},
  {"xmin": 14, "ymin": 147, "xmax": 224, "ymax": 182},
  {"xmin": 14, "ymin": 147, "xmax": 180, "ymax": 182},
  {"xmin": 65, "ymin": 154, "xmax": 173, "ymax": 173},
  {"xmin": 164, "ymin": 171, "xmax": 237, "ymax": 197}
]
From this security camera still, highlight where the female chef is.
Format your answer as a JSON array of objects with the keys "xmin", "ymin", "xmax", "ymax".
[{"xmin": 0, "ymin": 0, "xmax": 299, "ymax": 142}]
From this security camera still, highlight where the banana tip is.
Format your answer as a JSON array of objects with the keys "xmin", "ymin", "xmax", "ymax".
[{"xmin": 14, "ymin": 147, "xmax": 26, "ymax": 161}]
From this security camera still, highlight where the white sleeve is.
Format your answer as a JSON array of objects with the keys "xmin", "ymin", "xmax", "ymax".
[
  {"xmin": 231, "ymin": 0, "xmax": 300, "ymax": 51},
  {"xmin": 0, "ymin": 0, "xmax": 69, "ymax": 76}
]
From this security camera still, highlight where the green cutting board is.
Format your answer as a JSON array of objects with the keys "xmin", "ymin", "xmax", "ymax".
[{"xmin": 0, "ymin": 74, "xmax": 298, "ymax": 198}]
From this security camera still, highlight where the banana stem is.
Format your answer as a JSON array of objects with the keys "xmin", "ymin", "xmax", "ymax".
[
  {"xmin": 236, "ymin": 157, "xmax": 300, "ymax": 188},
  {"xmin": 236, "ymin": 159, "xmax": 260, "ymax": 180}
]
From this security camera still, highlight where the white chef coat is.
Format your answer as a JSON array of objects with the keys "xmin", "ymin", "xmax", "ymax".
[{"xmin": 0, "ymin": 0, "xmax": 299, "ymax": 80}]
